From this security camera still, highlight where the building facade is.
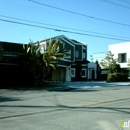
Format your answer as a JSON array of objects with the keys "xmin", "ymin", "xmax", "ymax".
[
  {"xmin": 109, "ymin": 42, "xmax": 130, "ymax": 68},
  {"xmin": 109, "ymin": 42, "xmax": 130, "ymax": 76},
  {"xmin": 39, "ymin": 35, "xmax": 97, "ymax": 81},
  {"xmin": 0, "ymin": 41, "xmax": 24, "ymax": 87},
  {"xmin": 92, "ymin": 42, "xmax": 130, "ymax": 79},
  {"xmin": 0, "ymin": 35, "xmax": 97, "ymax": 85}
]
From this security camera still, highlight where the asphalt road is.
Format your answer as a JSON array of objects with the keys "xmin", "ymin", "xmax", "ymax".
[{"xmin": 0, "ymin": 82, "xmax": 130, "ymax": 130}]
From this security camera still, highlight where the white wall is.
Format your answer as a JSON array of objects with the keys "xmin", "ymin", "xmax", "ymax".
[
  {"xmin": 88, "ymin": 62, "xmax": 97, "ymax": 79},
  {"xmin": 66, "ymin": 66, "xmax": 71, "ymax": 81},
  {"xmin": 109, "ymin": 42, "xmax": 130, "ymax": 68}
]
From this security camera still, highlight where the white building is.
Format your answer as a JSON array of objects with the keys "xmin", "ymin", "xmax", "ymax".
[
  {"xmin": 92, "ymin": 42, "xmax": 130, "ymax": 78},
  {"xmin": 109, "ymin": 42, "xmax": 130, "ymax": 77},
  {"xmin": 109, "ymin": 42, "xmax": 130, "ymax": 69}
]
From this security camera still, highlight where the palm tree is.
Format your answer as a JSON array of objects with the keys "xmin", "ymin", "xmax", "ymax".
[
  {"xmin": 19, "ymin": 39, "xmax": 70, "ymax": 85},
  {"xmin": 20, "ymin": 40, "xmax": 43, "ymax": 85},
  {"xmin": 42, "ymin": 39, "xmax": 70, "ymax": 72}
]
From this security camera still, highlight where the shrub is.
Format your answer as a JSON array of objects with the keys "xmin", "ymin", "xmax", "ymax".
[
  {"xmin": 122, "ymin": 73, "xmax": 128, "ymax": 81},
  {"xmin": 107, "ymin": 73, "xmax": 127, "ymax": 82}
]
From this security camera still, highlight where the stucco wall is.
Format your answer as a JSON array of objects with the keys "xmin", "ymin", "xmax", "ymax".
[
  {"xmin": 52, "ymin": 68, "xmax": 67, "ymax": 81},
  {"xmin": 52, "ymin": 68, "xmax": 61, "ymax": 81},
  {"xmin": 109, "ymin": 42, "xmax": 130, "ymax": 68},
  {"xmin": 88, "ymin": 62, "xmax": 97, "ymax": 80}
]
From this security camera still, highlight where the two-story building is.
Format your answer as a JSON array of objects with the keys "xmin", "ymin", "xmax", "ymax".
[
  {"xmin": 0, "ymin": 35, "xmax": 97, "ymax": 86},
  {"xmin": 39, "ymin": 35, "xmax": 97, "ymax": 81}
]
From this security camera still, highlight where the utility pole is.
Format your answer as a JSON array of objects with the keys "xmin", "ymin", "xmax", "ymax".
[{"xmin": 90, "ymin": 55, "xmax": 93, "ymax": 62}]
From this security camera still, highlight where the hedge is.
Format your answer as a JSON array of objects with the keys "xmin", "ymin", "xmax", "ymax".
[{"xmin": 107, "ymin": 73, "xmax": 127, "ymax": 82}]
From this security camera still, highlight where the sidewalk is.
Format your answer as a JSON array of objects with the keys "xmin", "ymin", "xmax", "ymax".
[
  {"xmin": 44, "ymin": 81, "xmax": 130, "ymax": 89},
  {"xmin": 1, "ymin": 81, "xmax": 130, "ymax": 92}
]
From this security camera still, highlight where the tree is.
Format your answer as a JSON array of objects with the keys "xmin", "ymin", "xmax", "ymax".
[
  {"xmin": 100, "ymin": 51, "xmax": 120, "ymax": 73},
  {"xmin": 95, "ymin": 60, "xmax": 101, "ymax": 80},
  {"xmin": 19, "ymin": 39, "xmax": 70, "ymax": 85},
  {"xmin": 0, "ymin": 44, "xmax": 3, "ymax": 61},
  {"xmin": 42, "ymin": 39, "xmax": 70, "ymax": 81},
  {"xmin": 42, "ymin": 39, "xmax": 70, "ymax": 72},
  {"xmin": 18, "ymin": 40, "xmax": 43, "ymax": 85}
]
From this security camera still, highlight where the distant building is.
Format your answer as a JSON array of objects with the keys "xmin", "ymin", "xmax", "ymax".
[
  {"xmin": 92, "ymin": 42, "xmax": 130, "ymax": 79},
  {"xmin": 109, "ymin": 42, "xmax": 130, "ymax": 76}
]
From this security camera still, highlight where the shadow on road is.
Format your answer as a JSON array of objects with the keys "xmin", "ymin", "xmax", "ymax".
[
  {"xmin": 0, "ymin": 104, "xmax": 130, "ymax": 119},
  {"xmin": 0, "ymin": 93, "xmax": 130, "ymax": 115},
  {"xmin": 0, "ymin": 96, "xmax": 22, "ymax": 102},
  {"xmin": 1, "ymin": 81, "xmax": 130, "ymax": 92}
]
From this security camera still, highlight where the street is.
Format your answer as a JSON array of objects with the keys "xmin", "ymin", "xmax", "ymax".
[{"xmin": 0, "ymin": 82, "xmax": 130, "ymax": 130}]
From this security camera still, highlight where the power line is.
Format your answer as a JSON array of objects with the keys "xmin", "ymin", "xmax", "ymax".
[
  {"xmin": 100, "ymin": 0, "xmax": 130, "ymax": 9},
  {"xmin": 1, "ymin": 14, "xmax": 130, "ymax": 39},
  {"xmin": 0, "ymin": 18, "xmax": 130, "ymax": 41},
  {"xmin": 0, "ymin": 18, "xmax": 55, "ymax": 30},
  {"xmin": 29, "ymin": 0, "xmax": 130, "ymax": 27}
]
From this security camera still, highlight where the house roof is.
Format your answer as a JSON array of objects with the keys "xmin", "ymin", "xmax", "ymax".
[
  {"xmin": 71, "ymin": 39, "xmax": 87, "ymax": 47},
  {"xmin": 37, "ymin": 35, "xmax": 87, "ymax": 47},
  {"xmin": 75, "ymin": 60, "xmax": 90, "ymax": 64},
  {"xmin": 0, "ymin": 41, "xmax": 24, "ymax": 52}
]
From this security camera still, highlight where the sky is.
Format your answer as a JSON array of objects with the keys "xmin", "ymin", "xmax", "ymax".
[{"xmin": 0, "ymin": 0, "xmax": 130, "ymax": 61}]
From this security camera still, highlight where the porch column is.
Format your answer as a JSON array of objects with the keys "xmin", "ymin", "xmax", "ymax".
[{"xmin": 66, "ymin": 66, "xmax": 71, "ymax": 81}]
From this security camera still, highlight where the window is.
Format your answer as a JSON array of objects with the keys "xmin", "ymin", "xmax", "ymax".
[
  {"xmin": 75, "ymin": 51, "xmax": 79, "ymax": 58},
  {"xmin": 40, "ymin": 42, "xmax": 47, "ymax": 50},
  {"xmin": 56, "ymin": 46, "xmax": 59, "ymax": 52},
  {"xmin": 81, "ymin": 69, "xmax": 86, "ymax": 77},
  {"xmin": 118, "ymin": 53, "xmax": 127, "ymax": 63},
  {"xmin": 3, "ymin": 51, "xmax": 16, "ymax": 57},
  {"xmin": 40, "ymin": 47, "xmax": 44, "ymax": 53},
  {"xmin": 83, "ymin": 53, "xmax": 85, "ymax": 58},
  {"xmin": 70, "ymin": 68, "xmax": 75, "ymax": 77},
  {"xmin": 63, "ymin": 43, "xmax": 65, "ymax": 49},
  {"xmin": 64, "ymin": 50, "xmax": 71, "ymax": 58}
]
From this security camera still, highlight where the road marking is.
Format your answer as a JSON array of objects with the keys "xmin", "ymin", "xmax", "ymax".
[
  {"xmin": 77, "ymin": 99, "xmax": 117, "ymax": 107},
  {"xmin": 76, "ymin": 97, "xmax": 130, "ymax": 107},
  {"xmin": 0, "ymin": 98, "xmax": 130, "ymax": 120}
]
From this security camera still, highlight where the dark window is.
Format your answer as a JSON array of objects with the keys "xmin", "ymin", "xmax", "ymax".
[
  {"xmin": 71, "ymin": 68, "xmax": 75, "ymax": 77},
  {"xmin": 81, "ymin": 69, "xmax": 86, "ymax": 77},
  {"xmin": 118, "ymin": 53, "xmax": 127, "ymax": 63}
]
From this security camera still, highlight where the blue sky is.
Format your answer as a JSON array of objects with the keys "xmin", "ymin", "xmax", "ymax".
[{"xmin": 0, "ymin": 0, "xmax": 130, "ymax": 61}]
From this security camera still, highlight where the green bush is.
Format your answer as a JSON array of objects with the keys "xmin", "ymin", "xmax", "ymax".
[
  {"xmin": 122, "ymin": 73, "xmax": 128, "ymax": 81},
  {"xmin": 107, "ymin": 73, "xmax": 127, "ymax": 82}
]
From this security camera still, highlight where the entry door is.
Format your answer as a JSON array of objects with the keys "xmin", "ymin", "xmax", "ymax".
[
  {"xmin": 92, "ymin": 70, "xmax": 95, "ymax": 80},
  {"xmin": 61, "ymin": 68, "xmax": 66, "ymax": 81}
]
